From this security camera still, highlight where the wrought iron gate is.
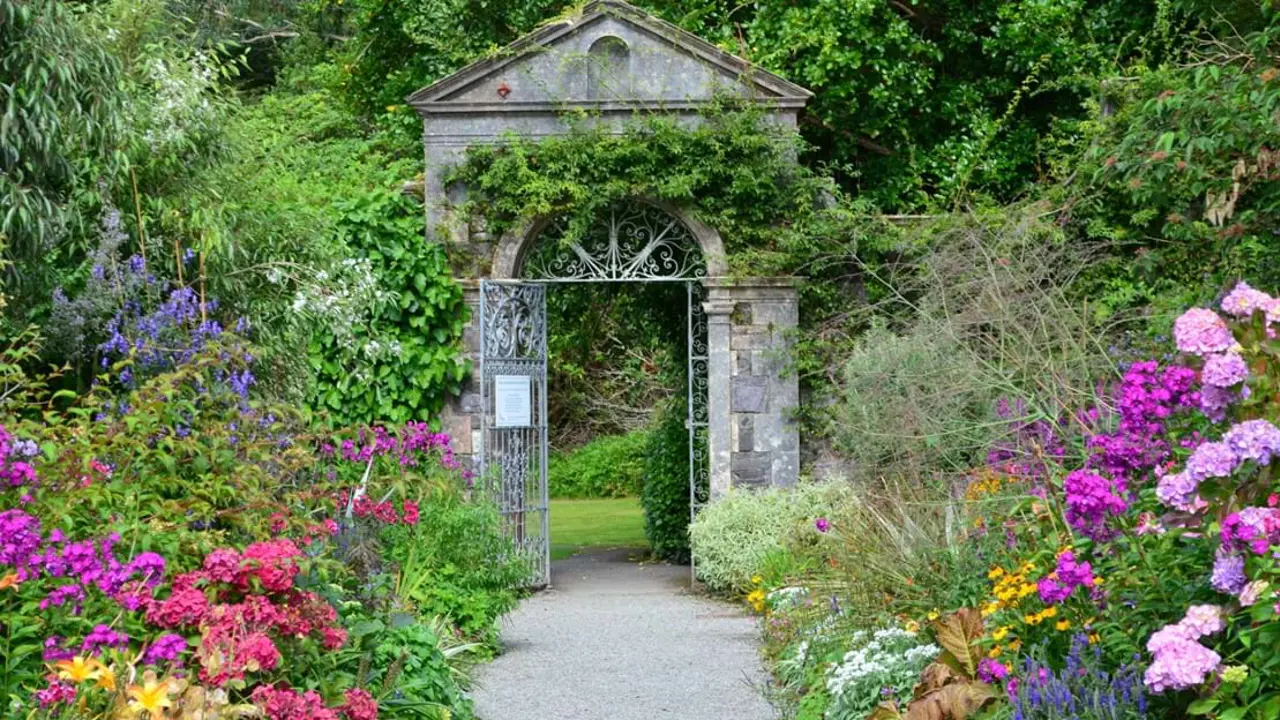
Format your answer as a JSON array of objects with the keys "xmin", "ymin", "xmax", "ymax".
[{"xmin": 478, "ymin": 280, "xmax": 550, "ymax": 587}]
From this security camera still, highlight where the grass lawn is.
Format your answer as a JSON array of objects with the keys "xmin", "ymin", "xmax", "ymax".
[{"xmin": 549, "ymin": 497, "xmax": 648, "ymax": 561}]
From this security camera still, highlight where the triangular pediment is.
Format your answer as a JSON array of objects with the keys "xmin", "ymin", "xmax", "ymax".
[{"xmin": 408, "ymin": 0, "xmax": 811, "ymax": 114}]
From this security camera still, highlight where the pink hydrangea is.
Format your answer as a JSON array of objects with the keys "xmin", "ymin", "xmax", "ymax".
[
  {"xmin": 1221, "ymin": 281, "xmax": 1272, "ymax": 317},
  {"xmin": 1144, "ymin": 636, "xmax": 1221, "ymax": 693},
  {"xmin": 342, "ymin": 688, "xmax": 378, "ymax": 720},
  {"xmin": 1202, "ymin": 352, "xmax": 1249, "ymax": 388},
  {"xmin": 1173, "ymin": 308, "xmax": 1235, "ymax": 356},
  {"xmin": 1180, "ymin": 605, "xmax": 1226, "ymax": 637},
  {"xmin": 1144, "ymin": 606, "xmax": 1227, "ymax": 693}
]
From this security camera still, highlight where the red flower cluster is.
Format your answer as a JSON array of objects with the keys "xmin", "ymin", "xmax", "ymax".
[
  {"xmin": 145, "ymin": 541, "xmax": 347, "ymax": 686},
  {"xmin": 251, "ymin": 685, "xmax": 378, "ymax": 720}
]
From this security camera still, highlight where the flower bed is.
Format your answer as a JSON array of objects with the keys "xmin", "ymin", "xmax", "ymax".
[
  {"xmin": 696, "ymin": 280, "xmax": 1280, "ymax": 720},
  {"xmin": 0, "ymin": 278, "xmax": 526, "ymax": 719}
]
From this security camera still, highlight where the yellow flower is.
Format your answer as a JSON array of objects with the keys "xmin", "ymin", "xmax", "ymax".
[
  {"xmin": 127, "ymin": 676, "xmax": 173, "ymax": 719},
  {"xmin": 981, "ymin": 602, "xmax": 1000, "ymax": 617},
  {"xmin": 95, "ymin": 664, "xmax": 116, "ymax": 692},
  {"xmin": 988, "ymin": 646, "xmax": 1002, "ymax": 658},
  {"xmin": 1017, "ymin": 583, "xmax": 1036, "ymax": 598},
  {"xmin": 751, "ymin": 575, "xmax": 763, "ymax": 585},
  {"xmin": 927, "ymin": 610, "xmax": 940, "ymax": 621},
  {"xmin": 1055, "ymin": 619, "xmax": 1071, "ymax": 632},
  {"xmin": 992, "ymin": 626, "xmax": 1010, "ymax": 641},
  {"xmin": 1023, "ymin": 614, "xmax": 1040, "ymax": 625},
  {"xmin": 987, "ymin": 567, "xmax": 1006, "ymax": 580},
  {"xmin": 904, "ymin": 621, "xmax": 920, "ymax": 634},
  {"xmin": 55, "ymin": 656, "xmax": 98, "ymax": 684},
  {"xmin": 1088, "ymin": 633, "xmax": 1100, "ymax": 645},
  {"xmin": 1019, "ymin": 562, "xmax": 1036, "ymax": 574},
  {"xmin": 1041, "ymin": 606, "xmax": 1058, "ymax": 618},
  {"xmin": 1093, "ymin": 576, "xmax": 1104, "ymax": 586}
]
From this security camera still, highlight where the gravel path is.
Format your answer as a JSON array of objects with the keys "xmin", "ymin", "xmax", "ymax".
[{"xmin": 471, "ymin": 549, "xmax": 776, "ymax": 720}]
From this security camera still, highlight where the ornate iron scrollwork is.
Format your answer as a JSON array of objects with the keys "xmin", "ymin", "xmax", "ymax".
[{"xmin": 523, "ymin": 203, "xmax": 706, "ymax": 281}]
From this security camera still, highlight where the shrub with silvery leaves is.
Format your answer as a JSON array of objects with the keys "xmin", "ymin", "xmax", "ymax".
[{"xmin": 825, "ymin": 627, "xmax": 939, "ymax": 720}]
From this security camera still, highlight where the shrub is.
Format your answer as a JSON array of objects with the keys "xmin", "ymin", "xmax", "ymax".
[
  {"xmin": 689, "ymin": 482, "xmax": 851, "ymax": 594},
  {"xmin": 641, "ymin": 398, "xmax": 691, "ymax": 563},
  {"xmin": 548, "ymin": 430, "xmax": 649, "ymax": 498}
]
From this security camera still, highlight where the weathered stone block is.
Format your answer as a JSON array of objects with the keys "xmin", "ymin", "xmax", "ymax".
[
  {"xmin": 735, "ymin": 351, "xmax": 752, "ymax": 375},
  {"xmin": 736, "ymin": 416, "xmax": 754, "ymax": 452},
  {"xmin": 731, "ymin": 302, "xmax": 753, "ymax": 325},
  {"xmin": 772, "ymin": 450, "xmax": 800, "ymax": 488},
  {"xmin": 751, "ymin": 302, "xmax": 799, "ymax": 327},
  {"xmin": 731, "ymin": 452, "xmax": 770, "ymax": 489},
  {"xmin": 445, "ymin": 414, "xmax": 473, "ymax": 453},
  {"xmin": 753, "ymin": 413, "xmax": 799, "ymax": 452},
  {"xmin": 732, "ymin": 376, "xmax": 768, "ymax": 413},
  {"xmin": 460, "ymin": 392, "xmax": 483, "ymax": 414},
  {"xmin": 730, "ymin": 328, "xmax": 770, "ymax": 350}
]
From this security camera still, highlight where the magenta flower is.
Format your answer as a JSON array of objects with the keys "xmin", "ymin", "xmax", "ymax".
[{"xmin": 814, "ymin": 517, "xmax": 830, "ymax": 533}]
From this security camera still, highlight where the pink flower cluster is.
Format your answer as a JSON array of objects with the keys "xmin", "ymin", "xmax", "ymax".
[
  {"xmin": 251, "ymin": 686, "xmax": 378, "ymax": 720},
  {"xmin": 146, "ymin": 541, "xmax": 346, "ymax": 686},
  {"xmin": 1037, "ymin": 551, "xmax": 1095, "ymax": 604},
  {"xmin": 1144, "ymin": 605, "xmax": 1225, "ymax": 693},
  {"xmin": 1062, "ymin": 470, "xmax": 1127, "ymax": 540},
  {"xmin": 326, "ymin": 423, "xmax": 460, "ymax": 471},
  {"xmin": 1173, "ymin": 308, "xmax": 1236, "ymax": 356},
  {"xmin": 338, "ymin": 493, "xmax": 421, "ymax": 526}
]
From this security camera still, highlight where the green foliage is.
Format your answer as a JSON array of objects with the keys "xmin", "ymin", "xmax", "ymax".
[
  {"xmin": 546, "ymin": 282, "xmax": 686, "ymax": 447},
  {"xmin": 382, "ymin": 486, "xmax": 526, "ymax": 645},
  {"xmin": 640, "ymin": 397, "xmax": 691, "ymax": 563},
  {"xmin": 1073, "ymin": 22, "xmax": 1280, "ymax": 317},
  {"xmin": 688, "ymin": 483, "xmax": 850, "ymax": 594},
  {"xmin": 548, "ymin": 430, "xmax": 649, "ymax": 499},
  {"xmin": 362, "ymin": 620, "xmax": 475, "ymax": 718},
  {"xmin": 450, "ymin": 108, "xmax": 843, "ymax": 276},
  {"xmin": 308, "ymin": 187, "xmax": 469, "ymax": 425},
  {"xmin": 0, "ymin": 0, "xmax": 127, "ymax": 275}
]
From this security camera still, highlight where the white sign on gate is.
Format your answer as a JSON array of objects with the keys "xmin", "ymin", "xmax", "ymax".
[{"xmin": 494, "ymin": 375, "xmax": 532, "ymax": 428}]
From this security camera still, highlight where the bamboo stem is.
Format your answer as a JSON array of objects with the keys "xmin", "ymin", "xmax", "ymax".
[{"xmin": 129, "ymin": 168, "xmax": 147, "ymax": 277}]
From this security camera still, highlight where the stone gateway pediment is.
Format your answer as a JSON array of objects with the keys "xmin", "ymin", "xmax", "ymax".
[{"xmin": 408, "ymin": 0, "xmax": 811, "ymax": 113}]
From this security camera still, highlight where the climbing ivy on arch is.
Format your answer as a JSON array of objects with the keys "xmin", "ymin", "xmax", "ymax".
[{"xmin": 447, "ymin": 106, "xmax": 871, "ymax": 278}]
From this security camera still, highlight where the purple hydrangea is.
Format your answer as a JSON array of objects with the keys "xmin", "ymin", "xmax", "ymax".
[
  {"xmin": 1173, "ymin": 308, "xmax": 1235, "ymax": 356},
  {"xmin": 1223, "ymin": 420, "xmax": 1280, "ymax": 465},
  {"xmin": 1202, "ymin": 352, "xmax": 1249, "ymax": 388},
  {"xmin": 1210, "ymin": 550, "xmax": 1246, "ymax": 594},
  {"xmin": 1185, "ymin": 441, "xmax": 1239, "ymax": 480},
  {"xmin": 1155, "ymin": 470, "xmax": 1200, "ymax": 512},
  {"xmin": 1199, "ymin": 384, "xmax": 1240, "ymax": 422}
]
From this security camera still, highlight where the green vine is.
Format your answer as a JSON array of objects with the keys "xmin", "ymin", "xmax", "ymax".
[{"xmin": 447, "ymin": 105, "xmax": 858, "ymax": 277}]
